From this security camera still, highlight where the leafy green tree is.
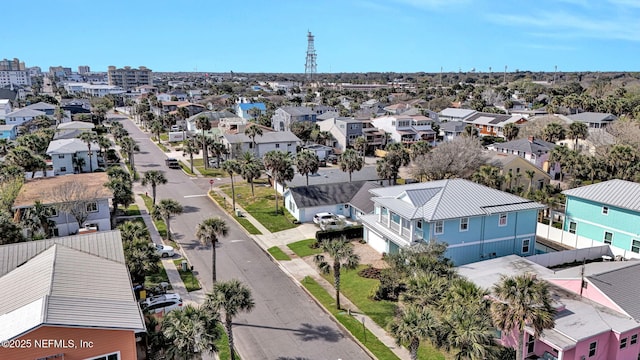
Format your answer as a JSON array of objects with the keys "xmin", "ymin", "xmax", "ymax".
[
  {"xmin": 338, "ymin": 148, "xmax": 364, "ymax": 183},
  {"xmin": 152, "ymin": 199, "xmax": 184, "ymax": 241},
  {"xmin": 409, "ymin": 140, "xmax": 431, "ymax": 161},
  {"xmin": 221, "ymin": 159, "xmax": 241, "ymax": 211},
  {"xmin": 205, "ymin": 280, "xmax": 255, "ymax": 360},
  {"xmin": 502, "ymin": 123, "xmax": 519, "ymax": 141},
  {"xmin": 244, "ymin": 124, "xmax": 263, "ymax": 156},
  {"xmin": 313, "ymin": 236, "xmax": 360, "ymax": 309},
  {"xmin": 491, "ymin": 273, "xmax": 556, "ymax": 360},
  {"xmin": 162, "ymin": 304, "xmax": 221, "ymax": 359},
  {"xmin": 196, "ymin": 217, "xmax": 229, "ymax": 284},
  {"xmin": 295, "ymin": 149, "xmax": 320, "ymax": 186},
  {"xmin": 142, "ymin": 170, "xmax": 168, "ymax": 205},
  {"xmin": 390, "ymin": 304, "xmax": 438, "ymax": 360},
  {"xmin": 263, "ymin": 150, "xmax": 294, "ymax": 214},
  {"xmin": 0, "ymin": 210, "xmax": 24, "ymax": 245},
  {"xmin": 239, "ymin": 152, "xmax": 263, "ymax": 197}
]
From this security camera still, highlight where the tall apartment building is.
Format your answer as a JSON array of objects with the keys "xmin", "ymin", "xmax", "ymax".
[
  {"xmin": 107, "ymin": 65, "xmax": 152, "ymax": 90},
  {"xmin": 78, "ymin": 65, "xmax": 90, "ymax": 74},
  {"xmin": 49, "ymin": 66, "xmax": 72, "ymax": 78},
  {"xmin": 0, "ymin": 58, "xmax": 25, "ymax": 71}
]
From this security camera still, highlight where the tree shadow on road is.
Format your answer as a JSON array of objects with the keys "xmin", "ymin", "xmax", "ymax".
[{"xmin": 234, "ymin": 322, "xmax": 344, "ymax": 343}]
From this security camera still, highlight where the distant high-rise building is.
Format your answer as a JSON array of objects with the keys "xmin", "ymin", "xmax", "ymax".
[
  {"xmin": 49, "ymin": 66, "xmax": 72, "ymax": 78},
  {"xmin": 78, "ymin": 65, "xmax": 90, "ymax": 74},
  {"xmin": 304, "ymin": 31, "xmax": 317, "ymax": 79},
  {"xmin": 0, "ymin": 58, "xmax": 25, "ymax": 71},
  {"xmin": 107, "ymin": 65, "xmax": 152, "ymax": 90}
]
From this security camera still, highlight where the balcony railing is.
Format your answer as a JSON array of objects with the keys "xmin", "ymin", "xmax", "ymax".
[{"xmin": 389, "ymin": 221, "xmax": 400, "ymax": 232}]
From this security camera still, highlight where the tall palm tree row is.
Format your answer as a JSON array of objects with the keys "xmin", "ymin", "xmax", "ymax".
[
  {"xmin": 141, "ymin": 170, "xmax": 168, "ymax": 205},
  {"xmin": 338, "ymin": 148, "xmax": 364, "ymax": 183},
  {"xmin": 313, "ymin": 236, "xmax": 360, "ymax": 310},
  {"xmin": 263, "ymin": 150, "xmax": 294, "ymax": 214},
  {"xmin": 221, "ymin": 159, "xmax": 241, "ymax": 211},
  {"xmin": 238, "ymin": 152, "xmax": 263, "ymax": 197},
  {"xmin": 196, "ymin": 217, "xmax": 228, "ymax": 284},
  {"xmin": 152, "ymin": 199, "xmax": 183, "ymax": 241},
  {"xmin": 295, "ymin": 149, "xmax": 320, "ymax": 186}
]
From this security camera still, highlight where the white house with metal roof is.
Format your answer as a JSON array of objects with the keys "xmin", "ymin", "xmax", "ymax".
[
  {"xmin": 565, "ymin": 112, "xmax": 617, "ymax": 129},
  {"xmin": 0, "ymin": 231, "xmax": 145, "ymax": 359},
  {"xmin": 47, "ymin": 138, "xmax": 100, "ymax": 175},
  {"xmin": 4, "ymin": 107, "xmax": 47, "ymax": 126},
  {"xmin": 360, "ymin": 179, "xmax": 545, "ymax": 265},
  {"xmin": 221, "ymin": 131, "xmax": 301, "ymax": 159},
  {"xmin": 438, "ymin": 108, "xmax": 477, "ymax": 122}
]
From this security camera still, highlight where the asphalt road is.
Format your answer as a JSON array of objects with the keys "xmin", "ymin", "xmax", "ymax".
[{"xmin": 115, "ymin": 115, "xmax": 370, "ymax": 360}]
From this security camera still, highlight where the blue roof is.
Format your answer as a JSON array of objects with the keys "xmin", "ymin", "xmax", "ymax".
[{"xmin": 238, "ymin": 103, "xmax": 266, "ymax": 111}]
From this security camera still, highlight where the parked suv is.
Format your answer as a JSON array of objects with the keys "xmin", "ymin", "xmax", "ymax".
[
  {"xmin": 314, "ymin": 212, "xmax": 337, "ymax": 225},
  {"xmin": 141, "ymin": 293, "xmax": 183, "ymax": 315}
]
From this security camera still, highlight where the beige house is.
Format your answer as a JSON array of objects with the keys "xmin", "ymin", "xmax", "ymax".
[{"xmin": 485, "ymin": 151, "xmax": 551, "ymax": 192}]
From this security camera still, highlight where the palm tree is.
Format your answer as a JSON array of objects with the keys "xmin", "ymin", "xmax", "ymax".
[
  {"xmin": 390, "ymin": 304, "xmax": 438, "ymax": 360},
  {"xmin": 162, "ymin": 304, "xmax": 221, "ymax": 359},
  {"xmin": 0, "ymin": 138, "xmax": 11, "ymax": 156},
  {"xmin": 78, "ymin": 131, "xmax": 99, "ymax": 172},
  {"xmin": 541, "ymin": 122, "xmax": 566, "ymax": 143},
  {"xmin": 152, "ymin": 199, "xmax": 184, "ymax": 241},
  {"xmin": 376, "ymin": 158, "xmax": 394, "ymax": 185},
  {"xmin": 150, "ymin": 119, "xmax": 164, "ymax": 144},
  {"xmin": 491, "ymin": 273, "xmax": 556, "ymax": 360},
  {"xmin": 314, "ymin": 130, "xmax": 333, "ymax": 146},
  {"xmin": 118, "ymin": 220, "xmax": 149, "ymax": 242},
  {"xmin": 205, "ymin": 280, "xmax": 255, "ymax": 360},
  {"xmin": 313, "ymin": 236, "xmax": 360, "ymax": 309},
  {"xmin": 463, "ymin": 124, "xmax": 478, "ymax": 138},
  {"xmin": 195, "ymin": 115, "xmax": 212, "ymax": 168},
  {"xmin": 525, "ymin": 170, "xmax": 536, "ymax": 194},
  {"xmin": 120, "ymin": 136, "xmax": 140, "ymax": 170},
  {"xmin": 384, "ymin": 143, "xmax": 411, "ymax": 185},
  {"xmin": 244, "ymin": 124, "xmax": 263, "ymax": 156},
  {"xmin": 221, "ymin": 159, "xmax": 241, "ymax": 211},
  {"xmin": 196, "ymin": 217, "xmax": 229, "ymax": 284},
  {"xmin": 263, "ymin": 150, "xmax": 294, "ymax": 214},
  {"xmin": 295, "ymin": 149, "xmax": 320, "ymax": 186},
  {"xmin": 409, "ymin": 140, "xmax": 431, "ymax": 161},
  {"xmin": 471, "ymin": 165, "xmax": 504, "ymax": 190},
  {"xmin": 97, "ymin": 135, "xmax": 112, "ymax": 159},
  {"xmin": 502, "ymin": 123, "xmax": 519, "ymax": 141},
  {"xmin": 209, "ymin": 141, "xmax": 227, "ymax": 168},
  {"xmin": 440, "ymin": 306, "xmax": 497, "ymax": 360},
  {"xmin": 567, "ymin": 121, "xmax": 588, "ymax": 151},
  {"xmin": 123, "ymin": 238, "xmax": 160, "ymax": 283},
  {"xmin": 142, "ymin": 170, "xmax": 168, "ymax": 205},
  {"xmin": 338, "ymin": 148, "xmax": 364, "ymax": 182},
  {"xmin": 239, "ymin": 152, "xmax": 263, "ymax": 197},
  {"xmin": 353, "ymin": 136, "xmax": 368, "ymax": 159},
  {"xmin": 182, "ymin": 138, "xmax": 200, "ymax": 174}
]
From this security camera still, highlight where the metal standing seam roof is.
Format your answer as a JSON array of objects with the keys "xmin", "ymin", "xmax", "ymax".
[
  {"xmin": 5, "ymin": 108, "xmax": 47, "ymax": 118},
  {"xmin": 370, "ymin": 179, "xmax": 544, "ymax": 221},
  {"xmin": 46, "ymin": 138, "xmax": 99, "ymax": 154},
  {"xmin": 562, "ymin": 179, "xmax": 640, "ymax": 212},
  {"xmin": 223, "ymin": 131, "xmax": 301, "ymax": 144},
  {"xmin": 493, "ymin": 138, "xmax": 556, "ymax": 154}
]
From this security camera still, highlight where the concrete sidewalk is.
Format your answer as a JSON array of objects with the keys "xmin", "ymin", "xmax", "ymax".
[{"xmin": 209, "ymin": 188, "xmax": 411, "ymax": 360}]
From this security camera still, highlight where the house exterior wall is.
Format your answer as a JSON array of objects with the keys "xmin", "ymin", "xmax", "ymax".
[
  {"xmin": 564, "ymin": 197, "xmax": 640, "ymax": 253},
  {"xmin": 0, "ymin": 127, "xmax": 17, "ymax": 140},
  {"xmin": 0, "ymin": 325, "xmax": 137, "ymax": 360},
  {"xmin": 499, "ymin": 158, "xmax": 550, "ymax": 192},
  {"xmin": 284, "ymin": 191, "xmax": 350, "ymax": 223},
  {"xmin": 6, "ymin": 114, "xmax": 36, "ymax": 126},
  {"xmin": 51, "ymin": 151, "xmax": 100, "ymax": 175},
  {"xmin": 48, "ymin": 198, "xmax": 112, "ymax": 236}
]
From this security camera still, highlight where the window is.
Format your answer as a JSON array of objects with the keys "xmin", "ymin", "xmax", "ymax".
[
  {"xmin": 632, "ymin": 240, "xmax": 640, "ymax": 254},
  {"xmin": 604, "ymin": 231, "xmax": 613, "ymax": 245},
  {"xmin": 60, "ymin": 167, "xmax": 67, "ymax": 172},
  {"xmin": 569, "ymin": 221, "xmax": 577, "ymax": 234},
  {"xmin": 631, "ymin": 334, "xmax": 637, "ymax": 345},
  {"xmin": 86, "ymin": 202, "xmax": 98, "ymax": 213},
  {"xmin": 391, "ymin": 213, "xmax": 400, "ymax": 224},
  {"xmin": 416, "ymin": 220, "xmax": 422, "ymax": 229},
  {"xmin": 275, "ymin": 144, "xmax": 280, "ymax": 148},
  {"xmin": 460, "ymin": 217, "xmax": 469, "ymax": 231},
  {"xmin": 58, "ymin": 154, "xmax": 65, "ymax": 159},
  {"xmin": 526, "ymin": 333, "xmax": 535, "ymax": 354},
  {"xmin": 381, "ymin": 207, "xmax": 388, "ymax": 215},
  {"xmin": 620, "ymin": 337, "xmax": 628, "ymax": 349},
  {"xmin": 88, "ymin": 353, "xmax": 119, "ymax": 360},
  {"xmin": 589, "ymin": 341, "xmax": 597, "ymax": 357},
  {"xmin": 522, "ymin": 238, "xmax": 531, "ymax": 253},
  {"xmin": 434, "ymin": 221, "xmax": 444, "ymax": 235},
  {"xmin": 499, "ymin": 213, "xmax": 507, "ymax": 226},
  {"xmin": 602, "ymin": 206, "xmax": 609, "ymax": 215}
]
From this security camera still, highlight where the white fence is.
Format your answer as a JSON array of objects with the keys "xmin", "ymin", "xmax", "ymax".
[{"xmin": 536, "ymin": 223, "xmax": 640, "ymax": 263}]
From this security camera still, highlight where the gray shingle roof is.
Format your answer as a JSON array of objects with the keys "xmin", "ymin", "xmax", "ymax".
[
  {"xmin": 493, "ymin": 137, "xmax": 556, "ymax": 154},
  {"xmin": 288, "ymin": 166, "xmax": 379, "ymax": 187},
  {"xmin": 567, "ymin": 112, "xmax": 616, "ymax": 124},
  {"xmin": 5, "ymin": 108, "xmax": 47, "ymax": 118},
  {"xmin": 281, "ymin": 106, "xmax": 314, "ymax": 116},
  {"xmin": 438, "ymin": 121, "xmax": 465, "ymax": 132},
  {"xmin": 0, "ymin": 231, "xmax": 144, "ymax": 341},
  {"xmin": 289, "ymin": 181, "xmax": 367, "ymax": 208},
  {"xmin": 370, "ymin": 178, "xmax": 544, "ymax": 221},
  {"xmin": 222, "ymin": 131, "xmax": 300, "ymax": 144},
  {"xmin": 562, "ymin": 179, "xmax": 640, "ymax": 212},
  {"xmin": 587, "ymin": 263, "xmax": 640, "ymax": 320},
  {"xmin": 348, "ymin": 182, "xmax": 382, "ymax": 214},
  {"xmin": 25, "ymin": 102, "xmax": 56, "ymax": 111}
]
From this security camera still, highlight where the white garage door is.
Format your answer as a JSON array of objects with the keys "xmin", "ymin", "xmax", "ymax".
[{"xmin": 365, "ymin": 228, "xmax": 387, "ymax": 254}]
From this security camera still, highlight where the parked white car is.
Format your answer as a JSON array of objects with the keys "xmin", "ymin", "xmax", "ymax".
[
  {"xmin": 320, "ymin": 218, "xmax": 347, "ymax": 231},
  {"xmin": 156, "ymin": 243, "xmax": 175, "ymax": 258},
  {"xmin": 141, "ymin": 293, "xmax": 183, "ymax": 315},
  {"xmin": 313, "ymin": 212, "xmax": 346, "ymax": 225}
]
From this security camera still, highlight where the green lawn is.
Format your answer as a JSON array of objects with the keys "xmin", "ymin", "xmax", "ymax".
[
  {"xmin": 287, "ymin": 239, "xmax": 322, "ymax": 258},
  {"xmin": 214, "ymin": 324, "xmax": 235, "ymax": 360},
  {"xmin": 192, "ymin": 158, "xmax": 227, "ymax": 178},
  {"xmin": 267, "ymin": 246, "xmax": 291, "ymax": 261},
  {"xmin": 302, "ymin": 276, "xmax": 400, "ymax": 360},
  {"xmin": 209, "ymin": 191, "xmax": 262, "ymax": 235},
  {"xmin": 179, "ymin": 161, "xmax": 196, "ymax": 176},
  {"xmin": 160, "ymin": 133, "xmax": 169, "ymax": 141},
  {"xmin": 119, "ymin": 204, "xmax": 140, "ymax": 216},
  {"xmin": 157, "ymin": 142, "xmax": 169, "ymax": 152},
  {"xmin": 173, "ymin": 260, "xmax": 202, "ymax": 292},
  {"xmin": 140, "ymin": 194, "xmax": 177, "ymax": 247},
  {"xmin": 322, "ymin": 266, "xmax": 447, "ymax": 360},
  {"xmin": 218, "ymin": 179, "xmax": 297, "ymax": 233}
]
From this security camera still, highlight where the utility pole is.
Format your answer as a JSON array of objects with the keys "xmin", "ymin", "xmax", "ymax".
[{"xmin": 504, "ymin": 65, "xmax": 507, "ymax": 83}]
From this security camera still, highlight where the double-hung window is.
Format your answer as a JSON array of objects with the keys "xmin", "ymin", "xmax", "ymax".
[
  {"xmin": 460, "ymin": 217, "xmax": 469, "ymax": 231},
  {"xmin": 434, "ymin": 221, "xmax": 444, "ymax": 235},
  {"xmin": 604, "ymin": 231, "xmax": 613, "ymax": 245},
  {"xmin": 498, "ymin": 213, "xmax": 507, "ymax": 227}
]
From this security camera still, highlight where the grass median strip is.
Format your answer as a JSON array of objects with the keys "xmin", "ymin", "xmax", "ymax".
[
  {"xmin": 302, "ymin": 276, "xmax": 400, "ymax": 360},
  {"xmin": 172, "ymin": 259, "xmax": 202, "ymax": 292},
  {"xmin": 267, "ymin": 246, "xmax": 291, "ymax": 261},
  {"xmin": 209, "ymin": 191, "xmax": 262, "ymax": 235},
  {"xmin": 287, "ymin": 238, "xmax": 322, "ymax": 258}
]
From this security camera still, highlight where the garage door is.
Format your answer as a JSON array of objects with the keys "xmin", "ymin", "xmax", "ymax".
[{"xmin": 365, "ymin": 228, "xmax": 387, "ymax": 254}]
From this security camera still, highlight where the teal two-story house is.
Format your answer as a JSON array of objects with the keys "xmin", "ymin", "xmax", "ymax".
[
  {"xmin": 563, "ymin": 180, "xmax": 640, "ymax": 254},
  {"xmin": 359, "ymin": 179, "xmax": 545, "ymax": 265}
]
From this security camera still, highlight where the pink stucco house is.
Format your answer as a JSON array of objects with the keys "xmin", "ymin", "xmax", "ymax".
[{"xmin": 458, "ymin": 255, "xmax": 640, "ymax": 360}]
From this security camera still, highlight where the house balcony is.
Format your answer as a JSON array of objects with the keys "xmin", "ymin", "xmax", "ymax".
[{"xmin": 361, "ymin": 214, "xmax": 412, "ymax": 246}]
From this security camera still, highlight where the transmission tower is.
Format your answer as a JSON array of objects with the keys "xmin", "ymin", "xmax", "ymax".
[{"xmin": 304, "ymin": 31, "xmax": 317, "ymax": 79}]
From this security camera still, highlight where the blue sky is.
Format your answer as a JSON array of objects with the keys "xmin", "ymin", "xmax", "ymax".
[{"xmin": 5, "ymin": 0, "xmax": 640, "ymax": 73}]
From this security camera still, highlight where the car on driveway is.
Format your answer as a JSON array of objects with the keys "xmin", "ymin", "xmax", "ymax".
[
  {"xmin": 320, "ymin": 218, "xmax": 346, "ymax": 231},
  {"xmin": 141, "ymin": 293, "xmax": 183, "ymax": 315},
  {"xmin": 156, "ymin": 243, "xmax": 175, "ymax": 258},
  {"xmin": 314, "ymin": 212, "xmax": 337, "ymax": 225}
]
